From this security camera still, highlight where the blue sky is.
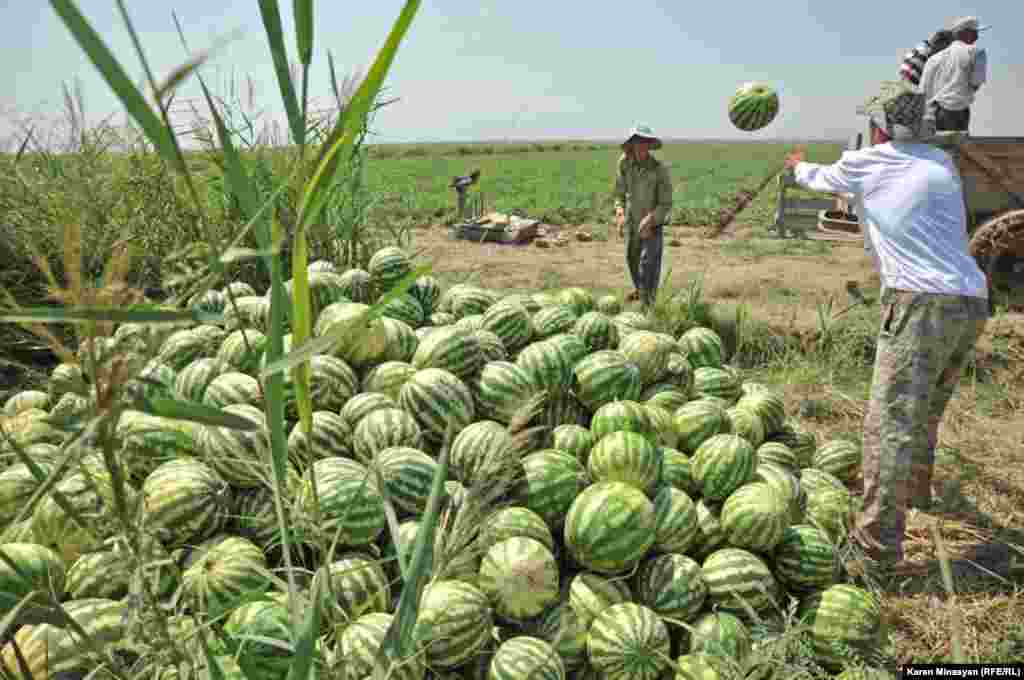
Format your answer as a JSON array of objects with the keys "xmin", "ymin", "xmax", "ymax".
[{"xmin": 2, "ymin": 1, "xmax": 1021, "ymax": 148}]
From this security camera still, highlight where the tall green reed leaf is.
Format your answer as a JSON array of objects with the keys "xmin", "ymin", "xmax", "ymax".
[{"xmin": 257, "ymin": 0, "xmax": 304, "ymax": 147}]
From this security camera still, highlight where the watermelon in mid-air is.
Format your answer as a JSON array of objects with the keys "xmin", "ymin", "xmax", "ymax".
[{"xmin": 728, "ymin": 82, "xmax": 779, "ymax": 132}]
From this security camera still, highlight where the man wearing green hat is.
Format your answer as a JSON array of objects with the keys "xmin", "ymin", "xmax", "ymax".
[
  {"xmin": 613, "ymin": 125, "xmax": 673, "ymax": 309},
  {"xmin": 783, "ymin": 85, "xmax": 990, "ymax": 576}
]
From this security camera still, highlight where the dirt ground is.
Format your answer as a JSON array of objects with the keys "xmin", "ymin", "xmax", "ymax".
[{"xmin": 411, "ymin": 224, "xmax": 1024, "ymax": 355}]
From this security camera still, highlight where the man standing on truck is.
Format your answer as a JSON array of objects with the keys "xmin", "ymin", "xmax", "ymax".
[
  {"xmin": 919, "ymin": 15, "xmax": 990, "ymax": 132},
  {"xmin": 783, "ymin": 84, "xmax": 991, "ymax": 577},
  {"xmin": 613, "ymin": 125, "xmax": 673, "ymax": 311}
]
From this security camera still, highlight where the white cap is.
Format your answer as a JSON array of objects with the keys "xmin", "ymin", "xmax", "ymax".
[{"xmin": 949, "ymin": 16, "xmax": 991, "ymax": 33}]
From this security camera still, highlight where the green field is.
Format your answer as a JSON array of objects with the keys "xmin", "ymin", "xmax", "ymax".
[{"xmin": 358, "ymin": 140, "xmax": 845, "ymax": 227}]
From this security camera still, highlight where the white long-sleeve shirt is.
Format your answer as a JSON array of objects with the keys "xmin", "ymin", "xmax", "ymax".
[
  {"xmin": 793, "ymin": 142, "xmax": 987, "ymax": 299},
  {"xmin": 919, "ymin": 40, "xmax": 988, "ymax": 112}
]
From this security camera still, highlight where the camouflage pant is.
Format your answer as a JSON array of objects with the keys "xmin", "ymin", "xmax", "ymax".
[
  {"xmin": 855, "ymin": 288, "xmax": 989, "ymax": 562},
  {"xmin": 626, "ymin": 223, "xmax": 663, "ymax": 307}
]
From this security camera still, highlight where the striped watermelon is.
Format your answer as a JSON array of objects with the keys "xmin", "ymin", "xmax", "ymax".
[
  {"xmin": 352, "ymin": 407, "xmax": 423, "ymax": 464},
  {"xmin": 287, "ymin": 410, "xmax": 353, "ymax": 464},
  {"xmin": 340, "ymin": 392, "xmax": 397, "ymax": 431},
  {"xmin": 724, "ymin": 406, "xmax": 766, "ymax": 448},
  {"xmin": 590, "ymin": 400, "xmax": 651, "ymax": 442},
  {"xmin": 475, "ymin": 329, "xmax": 509, "ymax": 362},
  {"xmin": 373, "ymin": 446, "xmax": 438, "ymax": 516},
  {"xmin": 674, "ymin": 654, "xmax": 724, "ymax": 680},
  {"xmin": 618, "ymin": 331, "xmax": 677, "ymax": 386},
  {"xmin": 174, "ymin": 357, "xmax": 228, "ymax": 403},
  {"xmin": 398, "ymin": 368, "xmax": 476, "ymax": 446},
  {"xmin": 362, "ymin": 360, "xmax": 418, "ymax": 401},
  {"xmin": 203, "ymin": 371, "xmax": 263, "ymax": 410},
  {"xmin": 754, "ymin": 461, "xmax": 805, "ymax": 524},
  {"xmin": 587, "ymin": 430, "xmax": 662, "ymax": 495},
  {"xmin": 672, "ymin": 399, "xmax": 730, "ymax": 454},
  {"xmin": 587, "ymin": 603, "xmax": 671, "ymax": 680},
  {"xmin": 489, "ymin": 636, "xmax": 566, "ymax": 680},
  {"xmin": 449, "ymin": 286, "xmax": 499, "ymax": 319},
  {"xmin": 321, "ymin": 551, "xmax": 392, "ymax": 621},
  {"xmin": 769, "ymin": 420, "xmax": 817, "ymax": 468},
  {"xmin": 595, "ymin": 295, "xmax": 621, "ymax": 315},
  {"xmin": 450, "ymin": 420, "xmax": 517, "ymax": 486},
  {"xmin": 678, "ymin": 327, "xmax": 725, "ymax": 369},
  {"xmin": 660, "ymin": 447, "xmax": 698, "ymax": 497},
  {"xmin": 692, "ymin": 500, "xmax": 728, "ymax": 558},
  {"xmin": 479, "ymin": 537, "xmax": 560, "ymax": 620},
  {"xmin": 558, "ymin": 287, "xmax": 595, "ymax": 316},
  {"xmin": 232, "ymin": 487, "xmax": 280, "ymax": 551},
  {"xmin": 804, "ymin": 484, "xmax": 854, "ymax": 543},
  {"xmin": 689, "ymin": 611, "xmax": 752, "ymax": 659},
  {"xmin": 719, "ymin": 482, "xmax": 788, "ymax": 553},
  {"xmin": 65, "ymin": 536, "xmax": 175, "ymax": 601},
  {"xmin": 474, "ymin": 361, "xmax": 540, "ymax": 425},
  {"xmin": 301, "ymin": 457, "xmax": 386, "ymax": 545},
  {"xmin": 224, "ymin": 599, "xmax": 295, "ymax": 678},
  {"xmin": 199, "ymin": 403, "xmax": 272, "ymax": 488},
  {"xmin": 410, "ymin": 275, "xmax": 442, "ymax": 314},
  {"xmin": 564, "ymin": 481, "xmax": 656, "ymax": 574},
  {"xmin": 0, "ymin": 543, "xmax": 65, "ymax": 627},
  {"xmin": 380, "ymin": 317, "xmax": 420, "ymax": 363},
  {"xmin": 531, "ymin": 604, "xmax": 588, "ymax": 672},
  {"xmin": 482, "ymin": 300, "xmax": 534, "ymax": 353},
  {"xmin": 735, "ymin": 388, "xmax": 786, "ymax": 436},
  {"xmin": 308, "ymin": 354, "xmax": 360, "ymax": 410},
  {"xmin": 568, "ymin": 572, "xmax": 633, "ymax": 631},
  {"xmin": 414, "ymin": 580, "xmax": 494, "ymax": 668},
  {"xmin": 644, "ymin": 404, "xmax": 678, "ymax": 449},
  {"xmin": 48, "ymin": 363, "xmax": 87, "ymax": 400},
  {"xmin": 652, "ymin": 485, "xmax": 699, "ymax": 554},
  {"xmin": 773, "ymin": 524, "xmax": 837, "ymax": 593},
  {"xmin": 517, "ymin": 340, "xmax": 575, "ymax": 393},
  {"xmin": 755, "ymin": 442, "xmax": 798, "ymax": 471},
  {"xmin": 635, "ymin": 552, "xmax": 707, "ymax": 621},
  {"xmin": 338, "ymin": 611, "xmax": 424, "ymax": 680},
  {"xmin": 314, "ymin": 301, "xmax": 389, "ymax": 368},
  {"xmin": 481, "ymin": 506, "xmax": 555, "ymax": 553},
  {"xmin": 813, "ymin": 439, "xmax": 862, "ymax": 483},
  {"xmin": 572, "ymin": 350, "xmax": 642, "ymax": 412},
  {"xmin": 3, "ymin": 391, "xmax": 48, "ymax": 416},
  {"xmin": 798, "ymin": 584, "xmax": 882, "ymax": 669},
  {"xmin": 411, "ymin": 326, "xmax": 484, "ymax": 383},
  {"xmin": 380, "ymin": 292, "xmax": 426, "ymax": 328},
  {"xmin": 573, "ymin": 311, "xmax": 620, "ymax": 352},
  {"xmin": 532, "ymin": 305, "xmax": 578, "ymax": 339},
  {"xmin": 691, "ymin": 434, "xmax": 758, "ymax": 502},
  {"xmin": 513, "ymin": 450, "xmax": 588, "ymax": 528},
  {"xmin": 179, "ymin": 534, "xmax": 272, "ymax": 619},
  {"xmin": 693, "ymin": 367, "xmax": 742, "ymax": 403},
  {"xmin": 551, "ymin": 424, "xmax": 595, "ymax": 462},
  {"xmin": 368, "ymin": 246, "xmax": 413, "ymax": 291},
  {"xmin": 643, "ymin": 385, "xmax": 690, "ymax": 413},
  {"xmin": 728, "ymin": 82, "xmax": 780, "ymax": 132},
  {"xmin": 0, "ymin": 598, "xmax": 130, "ymax": 679},
  {"xmin": 700, "ymin": 547, "xmax": 779, "ymax": 615}
]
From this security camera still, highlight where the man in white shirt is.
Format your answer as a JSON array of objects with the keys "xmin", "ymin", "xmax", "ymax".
[
  {"xmin": 783, "ymin": 83, "xmax": 990, "ymax": 576},
  {"xmin": 919, "ymin": 15, "xmax": 990, "ymax": 132}
]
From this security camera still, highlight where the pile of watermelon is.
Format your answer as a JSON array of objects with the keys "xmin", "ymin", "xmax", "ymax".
[{"xmin": 0, "ymin": 246, "xmax": 882, "ymax": 679}]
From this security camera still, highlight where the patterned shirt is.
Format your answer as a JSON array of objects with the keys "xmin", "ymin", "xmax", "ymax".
[{"xmin": 613, "ymin": 153, "xmax": 673, "ymax": 227}]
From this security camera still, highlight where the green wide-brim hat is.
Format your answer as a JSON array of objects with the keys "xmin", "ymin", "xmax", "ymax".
[{"xmin": 622, "ymin": 125, "xmax": 663, "ymax": 150}]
